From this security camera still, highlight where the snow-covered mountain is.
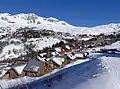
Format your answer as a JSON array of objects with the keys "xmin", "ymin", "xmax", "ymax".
[
  {"xmin": 0, "ymin": 13, "xmax": 120, "ymax": 36},
  {"xmin": 0, "ymin": 13, "xmax": 120, "ymax": 60}
]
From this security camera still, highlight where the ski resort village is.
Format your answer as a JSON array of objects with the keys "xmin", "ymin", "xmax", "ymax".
[{"xmin": 0, "ymin": 13, "xmax": 120, "ymax": 88}]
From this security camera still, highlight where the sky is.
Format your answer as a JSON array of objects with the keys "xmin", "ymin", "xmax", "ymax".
[{"xmin": 0, "ymin": 0, "xmax": 120, "ymax": 27}]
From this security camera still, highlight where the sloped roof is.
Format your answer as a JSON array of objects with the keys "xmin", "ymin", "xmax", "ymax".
[
  {"xmin": 37, "ymin": 56, "xmax": 46, "ymax": 62},
  {"xmin": 13, "ymin": 64, "xmax": 26, "ymax": 74},
  {"xmin": 55, "ymin": 47, "xmax": 61, "ymax": 52},
  {"xmin": 0, "ymin": 67, "xmax": 11, "ymax": 78},
  {"xmin": 65, "ymin": 45, "xmax": 70, "ymax": 49},
  {"xmin": 37, "ymin": 56, "xmax": 51, "ymax": 62},
  {"xmin": 75, "ymin": 53, "xmax": 84, "ymax": 58},
  {"xmin": 0, "ymin": 70, "xmax": 7, "ymax": 78},
  {"xmin": 23, "ymin": 60, "xmax": 44, "ymax": 72},
  {"xmin": 51, "ymin": 52, "xmax": 59, "ymax": 56},
  {"xmin": 67, "ymin": 54, "xmax": 76, "ymax": 60},
  {"xmin": 51, "ymin": 57, "xmax": 65, "ymax": 66}
]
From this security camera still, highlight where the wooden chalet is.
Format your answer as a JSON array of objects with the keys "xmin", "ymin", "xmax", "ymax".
[
  {"xmin": 74, "ymin": 52, "xmax": 87, "ymax": 59},
  {"xmin": 61, "ymin": 45, "xmax": 73, "ymax": 55},
  {"xmin": 65, "ymin": 54, "xmax": 76, "ymax": 63},
  {"xmin": 0, "ymin": 64, "xmax": 26, "ymax": 80},
  {"xmin": 23, "ymin": 60, "xmax": 51, "ymax": 77},
  {"xmin": 50, "ymin": 57, "xmax": 65, "ymax": 69}
]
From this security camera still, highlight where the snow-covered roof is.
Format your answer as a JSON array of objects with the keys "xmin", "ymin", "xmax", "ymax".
[
  {"xmin": 37, "ymin": 56, "xmax": 51, "ymax": 62},
  {"xmin": 45, "ymin": 58, "xmax": 51, "ymax": 61},
  {"xmin": 51, "ymin": 57, "xmax": 65, "ymax": 66},
  {"xmin": 39, "ymin": 53, "xmax": 47, "ymax": 58},
  {"xmin": 67, "ymin": 54, "xmax": 76, "ymax": 60},
  {"xmin": 0, "ymin": 67, "xmax": 11, "ymax": 78},
  {"xmin": 51, "ymin": 52, "xmax": 59, "ymax": 56},
  {"xmin": 65, "ymin": 45, "xmax": 70, "ymax": 49},
  {"xmin": 13, "ymin": 64, "xmax": 26, "ymax": 74},
  {"xmin": 37, "ymin": 56, "xmax": 46, "ymax": 62},
  {"xmin": 0, "ymin": 70, "xmax": 7, "ymax": 78},
  {"xmin": 84, "ymin": 52, "xmax": 88, "ymax": 56},
  {"xmin": 75, "ymin": 53, "xmax": 84, "ymax": 58},
  {"xmin": 23, "ymin": 60, "xmax": 44, "ymax": 72},
  {"xmin": 55, "ymin": 47, "xmax": 61, "ymax": 52}
]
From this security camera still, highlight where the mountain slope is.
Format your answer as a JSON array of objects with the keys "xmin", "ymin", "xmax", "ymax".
[{"xmin": 0, "ymin": 13, "xmax": 120, "ymax": 36}]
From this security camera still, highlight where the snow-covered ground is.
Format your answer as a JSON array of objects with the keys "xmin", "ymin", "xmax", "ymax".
[
  {"xmin": 0, "ymin": 44, "xmax": 25, "ymax": 60},
  {"xmin": 86, "ymin": 41, "xmax": 120, "ymax": 53},
  {"xmin": 0, "ymin": 13, "xmax": 120, "ymax": 36},
  {"xmin": 0, "ymin": 37, "xmax": 60, "ymax": 60},
  {"xmin": 26, "ymin": 37, "xmax": 60, "ymax": 51},
  {"xmin": 0, "ymin": 41, "xmax": 120, "ymax": 89}
]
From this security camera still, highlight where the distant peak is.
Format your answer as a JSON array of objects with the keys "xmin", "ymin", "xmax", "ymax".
[
  {"xmin": 0, "ymin": 13, "xmax": 11, "ymax": 16},
  {"xmin": 47, "ymin": 17, "xmax": 59, "ymax": 21}
]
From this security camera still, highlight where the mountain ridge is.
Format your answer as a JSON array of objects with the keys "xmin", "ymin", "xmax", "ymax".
[{"xmin": 0, "ymin": 13, "xmax": 120, "ymax": 35}]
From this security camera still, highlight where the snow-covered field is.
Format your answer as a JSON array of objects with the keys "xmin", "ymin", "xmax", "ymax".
[
  {"xmin": 86, "ymin": 41, "xmax": 120, "ymax": 53},
  {"xmin": 0, "ymin": 37, "xmax": 60, "ymax": 60},
  {"xmin": 26, "ymin": 37, "xmax": 60, "ymax": 51},
  {"xmin": 0, "ymin": 44, "xmax": 25, "ymax": 60}
]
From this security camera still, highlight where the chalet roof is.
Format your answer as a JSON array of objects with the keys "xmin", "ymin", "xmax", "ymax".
[
  {"xmin": 0, "ymin": 70, "xmax": 7, "ymax": 78},
  {"xmin": 12, "ymin": 64, "xmax": 26, "ymax": 74},
  {"xmin": 0, "ymin": 67, "xmax": 11, "ymax": 78},
  {"xmin": 37, "ymin": 56, "xmax": 46, "ymax": 62},
  {"xmin": 75, "ymin": 53, "xmax": 84, "ymax": 58},
  {"xmin": 84, "ymin": 52, "xmax": 88, "ymax": 56},
  {"xmin": 51, "ymin": 52, "xmax": 59, "ymax": 56},
  {"xmin": 65, "ymin": 45, "xmax": 70, "ymax": 49},
  {"xmin": 39, "ymin": 53, "xmax": 47, "ymax": 58},
  {"xmin": 23, "ymin": 60, "xmax": 44, "ymax": 72},
  {"xmin": 45, "ymin": 58, "xmax": 51, "ymax": 61},
  {"xmin": 51, "ymin": 57, "xmax": 65, "ymax": 66},
  {"xmin": 0, "ymin": 64, "xmax": 27, "ymax": 78},
  {"xmin": 55, "ymin": 47, "xmax": 61, "ymax": 52},
  {"xmin": 66, "ymin": 54, "xmax": 76, "ymax": 60},
  {"xmin": 37, "ymin": 56, "xmax": 51, "ymax": 62}
]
